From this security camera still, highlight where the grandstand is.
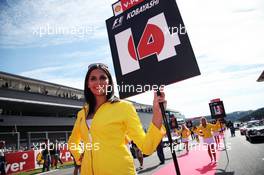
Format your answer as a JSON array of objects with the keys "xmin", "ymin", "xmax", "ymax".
[
  {"xmin": 257, "ymin": 70, "xmax": 264, "ymax": 82},
  {"xmin": 0, "ymin": 71, "xmax": 185, "ymax": 150}
]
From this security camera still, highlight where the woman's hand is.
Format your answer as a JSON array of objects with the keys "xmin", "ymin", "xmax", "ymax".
[
  {"xmin": 79, "ymin": 153, "xmax": 84, "ymax": 163},
  {"xmin": 152, "ymin": 90, "xmax": 166, "ymax": 129}
]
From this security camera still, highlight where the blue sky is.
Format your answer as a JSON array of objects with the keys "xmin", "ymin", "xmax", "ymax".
[{"xmin": 0, "ymin": 0, "xmax": 264, "ymax": 118}]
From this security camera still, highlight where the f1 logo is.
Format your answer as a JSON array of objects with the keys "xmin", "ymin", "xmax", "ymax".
[
  {"xmin": 112, "ymin": 16, "xmax": 124, "ymax": 29},
  {"xmin": 115, "ymin": 13, "xmax": 181, "ymax": 75}
]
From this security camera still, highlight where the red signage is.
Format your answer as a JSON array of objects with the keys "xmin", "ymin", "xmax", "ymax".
[
  {"xmin": 60, "ymin": 148, "xmax": 73, "ymax": 162},
  {"xmin": 209, "ymin": 99, "xmax": 226, "ymax": 119},
  {"xmin": 121, "ymin": 0, "xmax": 145, "ymax": 11},
  {"xmin": 4, "ymin": 147, "xmax": 73, "ymax": 174},
  {"xmin": 5, "ymin": 150, "xmax": 35, "ymax": 174},
  {"xmin": 210, "ymin": 98, "xmax": 221, "ymax": 103}
]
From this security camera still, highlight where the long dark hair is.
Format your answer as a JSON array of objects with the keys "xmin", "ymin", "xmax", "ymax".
[{"xmin": 84, "ymin": 63, "xmax": 119, "ymax": 116}]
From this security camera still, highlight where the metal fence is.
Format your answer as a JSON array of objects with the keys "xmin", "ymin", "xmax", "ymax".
[
  {"xmin": 0, "ymin": 131, "xmax": 71, "ymax": 151},
  {"xmin": 0, "ymin": 132, "xmax": 20, "ymax": 150},
  {"xmin": 27, "ymin": 131, "xmax": 71, "ymax": 148}
]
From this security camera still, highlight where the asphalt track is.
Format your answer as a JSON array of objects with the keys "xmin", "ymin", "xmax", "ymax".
[{"xmin": 40, "ymin": 130, "xmax": 264, "ymax": 175}]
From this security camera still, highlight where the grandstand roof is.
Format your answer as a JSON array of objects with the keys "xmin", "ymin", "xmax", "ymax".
[
  {"xmin": 0, "ymin": 71, "xmax": 82, "ymax": 92},
  {"xmin": 257, "ymin": 70, "xmax": 264, "ymax": 82}
]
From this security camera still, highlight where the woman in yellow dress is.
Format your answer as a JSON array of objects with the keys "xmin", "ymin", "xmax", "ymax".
[
  {"xmin": 192, "ymin": 126, "xmax": 200, "ymax": 143},
  {"xmin": 197, "ymin": 117, "xmax": 217, "ymax": 162},
  {"xmin": 212, "ymin": 119, "xmax": 221, "ymax": 148},
  {"xmin": 68, "ymin": 63, "xmax": 166, "ymax": 175},
  {"xmin": 175, "ymin": 124, "xmax": 191, "ymax": 153}
]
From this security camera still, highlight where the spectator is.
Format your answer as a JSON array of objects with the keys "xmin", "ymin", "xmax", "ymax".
[
  {"xmin": 50, "ymin": 146, "xmax": 55, "ymax": 169},
  {"xmin": 52, "ymin": 141, "xmax": 63, "ymax": 169},
  {"xmin": 0, "ymin": 141, "xmax": 6, "ymax": 175},
  {"xmin": 24, "ymin": 85, "xmax": 31, "ymax": 92},
  {"xmin": 72, "ymin": 154, "xmax": 81, "ymax": 175},
  {"xmin": 230, "ymin": 122, "xmax": 235, "ymax": 137},
  {"xmin": 41, "ymin": 139, "xmax": 51, "ymax": 172},
  {"xmin": 3, "ymin": 82, "xmax": 8, "ymax": 88},
  {"xmin": 156, "ymin": 140, "xmax": 165, "ymax": 165},
  {"xmin": 131, "ymin": 141, "xmax": 144, "ymax": 171}
]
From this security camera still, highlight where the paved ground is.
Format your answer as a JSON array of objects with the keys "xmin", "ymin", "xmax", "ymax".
[
  {"xmin": 39, "ymin": 130, "xmax": 264, "ymax": 175},
  {"xmin": 215, "ymin": 131, "xmax": 264, "ymax": 175}
]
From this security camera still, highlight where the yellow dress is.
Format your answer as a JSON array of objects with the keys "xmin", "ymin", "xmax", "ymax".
[
  {"xmin": 175, "ymin": 128, "xmax": 191, "ymax": 138},
  {"xmin": 212, "ymin": 121, "xmax": 221, "ymax": 132},
  {"xmin": 68, "ymin": 100, "xmax": 166, "ymax": 175},
  {"xmin": 197, "ymin": 123, "xmax": 214, "ymax": 138}
]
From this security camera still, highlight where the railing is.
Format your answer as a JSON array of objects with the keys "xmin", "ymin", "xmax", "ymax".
[
  {"xmin": 0, "ymin": 132, "xmax": 20, "ymax": 150},
  {"xmin": 0, "ymin": 131, "xmax": 71, "ymax": 151}
]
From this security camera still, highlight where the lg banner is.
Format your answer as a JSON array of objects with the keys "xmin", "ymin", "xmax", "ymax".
[{"xmin": 106, "ymin": 0, "xmax": 200, "ymax": 98}]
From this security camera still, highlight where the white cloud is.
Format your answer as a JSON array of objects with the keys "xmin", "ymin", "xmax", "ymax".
[
  {"xmin": 62, "ymin": 45, "xmax": 110, "ymax": 59},
  {"xmin": 128, "ymin": 65, "xmax": 264, "ymax": 118},
  {"xmin": 0, "ymin": 0, "xmax": 115, "ymax": 48},
  {"xmin": 20, "ymin": 62, "xmax": 89, "ymax": 89},
  {"xmin": 177, "ymin": 0, "xmax": 264, "ymax": 67},
  {"xmin": 1, "ymin": 0, "xmax": 263, "ymax": 118}
]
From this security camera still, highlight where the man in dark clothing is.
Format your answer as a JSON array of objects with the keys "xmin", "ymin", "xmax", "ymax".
[
  {"xmin": 131, "ymin": 141, "xmax": 144, "ymax": 170},
  {"xmin": 230, "ymin": 122, "xmax": 236, "ymax": 137},
  {"xmin": 156, "ymin": 141, "xmax": 165, "ymax": 165},
  {"xmin": 41, "ymin": 140, "xmax": 51, "ymax": 172},
  {"xmin": 0, "ymin": 141, "xmax": 6, "ymax": 175},
  {"xmin": 42, "ymin": 148, "xmax": 51, "ymax": 172},
  {"xmin": 52, "ymin": 146, "xmax": 63, "ymax": 169}
]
